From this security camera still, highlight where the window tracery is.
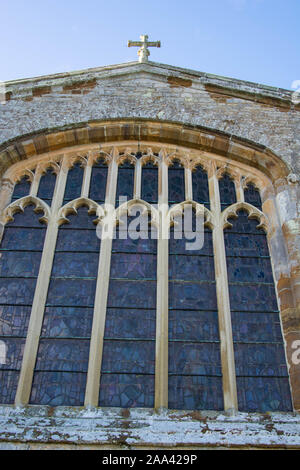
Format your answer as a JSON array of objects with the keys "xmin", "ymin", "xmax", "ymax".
[{"xmin": 0, "ymin": 142, "xmax": 294, "ymax": 413}]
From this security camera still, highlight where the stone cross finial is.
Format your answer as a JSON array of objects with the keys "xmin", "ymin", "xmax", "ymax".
[{"xmin": 128, "ymin": 34, "xmax": 161, "ymax": 63}]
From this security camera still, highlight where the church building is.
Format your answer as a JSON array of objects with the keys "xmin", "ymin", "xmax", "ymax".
[{"xmin": 0, "ymin": 36, "xmax": 299, "ymax": 449}]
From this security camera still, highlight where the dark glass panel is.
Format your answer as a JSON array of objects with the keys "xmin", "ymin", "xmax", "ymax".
[
  {"xmin": 59, "ymin": 206, "xmax": 97, "ymax": 230},
  {"xmin": 0, "ymin": 227, "xmax": 46, "ymax": 251},
  {"xmin": 0, "ymin": 278, "xmax": 39, "ymax": 305},
  {"xmin": 12, "ymin": 176, "xmax": 31, "ymax": 201},
  {"xmin": 236, "ymin": 377, "xmax": 293, "ymax": 412},
  {"xmin": 169, "ymin": 376, "xmax": 224, "ymax": 411},
  {"xmin": 234, "ymin": 343, "xmax": 289, "ymax": 377},
  {"xmin": 169, "ymin": 255, "xmax": 215, "ymax": 281},
  {"xmin": 89, "ymin": 161, "xmax": 108, "ymax": 203},
  {"xmin": 169, "ymin": 310, "xmax": 219, "ymax": 342},
  {"xmin": 63, "ymin": 163, "xmax": 83, "ymax": 203},
  {"xmin": 46, "ymin": 279, "xmax": 97, "ymax": 307},
  {"xmin": 104, "ymin": 308, "xmax": 156, "ymax": 340},
  {"xmin": 219, "ymin": 173, "xmax": 236, "ymax": 210},
  {"xmin": 110, "ymin": 252, "xmax": 156, "ymax": 280},
  {"xmin": 116, "ymin": 161, "xmax": 135, "ymax": 205},
  {"xmin": 231, "ymin": 312, "xmax": 283, "ymax": 343},
  {"xmin": 30, "ymin": 371, "xmax": 87, "ymax": 406},
  {"xmin": 0, "ymin": 371, "xmax": 20, "ymax": 404},
  {"xmin": 169, "ymin": 229, "xmax": 213, "ymax": 256},
  {"xmin": 227, "ymin": 256, "xmax": 274, "ymax": 283},
  {"xmin": 41, "ymin": 307, "xmax": 94, "ymax": 338},
  {"xmin": 244, "ymin": 183, "xmax": 262, "ymax": 211},
  {"xmin": 107, "ymin": 280, "xmax": 156, "ymax": 309},
  {"xmin": 101, "ymin": 341, "xmax": 155, "ymax": 374},
  {"xmin": 168, "ymin": 160, "xmax": 185, "ymax": 204},
  {"xmin": 56, "ymin": 229, "xmax": 100, "ymax": 252},
  {"xmin": 225, "ymin": 210, "xmax": 292, "ymax": 412},
  {"xmin": 169, "ymin": 342, "xmax": 222, "ymax": 376},
  {"xmin": 99, "ymin": 374, "xmax": 155, "ymax": 408},
  {"xmin": 6, "ymin": 205, "xmax": 47, "ymax": 228},
  {"xmin": 0, "ymin": 251, "xmax": 42, "ymax": 277},
  {"xmin": 141, "ymin": 162, "xmax": 158, "ymax": 204},
  {"xmin": 192, "ymin": 166, "xmax": 210, "ymax": 209},
  {"xmin": 37, "ymin": 169, "xmax": 57, "ymax": 205},
  {"xmin": 0, "ymin": 338, "xmax": 25, "ymax": 370},
  {"xmin": 169, "ymin": 281, "xmax": 218, "ymax": 311},
  {"xmin": 35, "ymin": 339, "xmax": 90, "ymax": 372},
  {"xmin": 0, "ymin": 306, "xmax": 32, "ymax": 337},
  {"xmin": 51, "ymin": 252, "xmax": 99, "ymax": 278}
]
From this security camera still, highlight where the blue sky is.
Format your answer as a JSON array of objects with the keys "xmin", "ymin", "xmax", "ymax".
[{"xmin": 0, "ymin": 0, "xmax": 299, "ymax": 90}]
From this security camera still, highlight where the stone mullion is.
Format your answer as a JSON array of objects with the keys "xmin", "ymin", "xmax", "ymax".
[
  {"xmin": 155, "ymin": 153, "xmax": 169, "ymax": 409},
  {"xmin": 134, "ymin": 159, "xmax": 142, "ymax": 199},
  {"xmin": 84, "ymin": 151, "xmax": 118, "ymax": 408},
  {"xmin": 209, "ymin": 166, "xmax": 238, "ymax": 412},
  {"xmin": 185, "ymin": 166, "xmax": 193, "ymax": 201},
  {"xmin": 235, "ymin": 175, "xmax": 244, "ymax": 203},
  {"xmin": 81, "ymin": 154, "xmax": 93, "ymax": 199},
  {"xmin": 29, "ymin": 171, "xmax": 41, "ymax": 198},
  {"xmin": 15, "ymin": 156, "xmax": 68, "ymax": 406}
]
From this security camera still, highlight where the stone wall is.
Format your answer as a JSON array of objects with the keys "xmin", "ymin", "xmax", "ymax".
[{"xmin": 1, "ymin": 61, "xmax": 299, "ymax": 177}]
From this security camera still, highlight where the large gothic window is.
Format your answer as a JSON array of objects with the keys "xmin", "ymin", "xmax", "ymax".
[{"xmin": 0, "ymin": 145, "xmax": 294, "ymax": 413}]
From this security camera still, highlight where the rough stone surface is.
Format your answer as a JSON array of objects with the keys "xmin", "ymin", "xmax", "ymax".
[
  {"xmin": 0, "ymin": 61, "xmax": 299, "ymax": 177},
  {"xmin": 0, "ymin": 406, "xmax": 300, "ymax": 450}
]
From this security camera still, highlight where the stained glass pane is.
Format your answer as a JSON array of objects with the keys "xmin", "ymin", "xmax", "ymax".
[
  {"xmin": 37, "ymin": 169, "xmax": 57, "ymax": 205},
  {"xmin": 89, "ymin": 160, "xmax": 108, "ymax": 203},
  {"xmin": 30, "ymin": 206, "xmax": 100, "ymax": 406},
  {"xmin": 219, "ymin": 173, "xmax": 236, "ymax": 210},
  {"xmin": 63, "ymin": 163, "xmax": 84, "ymax": 204},
  {"xmin": 116, "ymin": 162, "xmax": 135, "ymax": 206},
  {"xmin": 0, "ymin": 206, "xmax": 46, "ymax": 404},
  {"xmin": 244, "ymin": 183, "xmax": 262, "ymax": 211},
  {"xmin": 168, "ymin": 214, "xmax": 223, "ymax": 411},
  {"xmin": 141, "ymin": 162, "xmax": 158, "ymax": 204},
  {"xmin": 192, "ymin": 166, "xmax": 210, "ymax": 209},
  {"xmin": 99, "ymin": 216, "xmax": 156, "ymax": 408},
  {"xmin": 168, "ymin": 160, "xmax": 185, "ymax": 204},
  {"xmin": 12, "ymin": 176, "xmax": 31, "ymax": 201},
  {"xmin": 225, "ymin": 210, "xmax": 292, "ymax": 412}
]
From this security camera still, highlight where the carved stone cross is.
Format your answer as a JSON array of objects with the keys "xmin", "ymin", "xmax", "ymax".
[{"xmin": 128, "ymin": 34, "xmax": 161, "ymax": 63}]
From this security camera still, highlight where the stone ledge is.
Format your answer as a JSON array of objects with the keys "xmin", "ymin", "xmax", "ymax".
[{"xmin": 0, "ymin": 406, "xmax": 299, "ymax": 449}]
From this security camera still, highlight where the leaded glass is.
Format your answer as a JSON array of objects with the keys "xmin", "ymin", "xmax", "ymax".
[
  {"xmin": 141, "ymin": 162, "xmax": 158, "ymax": 204},
  {"xmin": 192, "ymin": 165, "xmax": 210, "ymax": 209},
  {"xmin": 244, "ymin": 183, "xmax": 262, "ymax": 211},
  {"xmin": 89, "ymin": 160, "xmax": 108, "ymax": 203},
  {"xmin": 168, "ymin": 213, "xmax": 223, "ymax": 411},
  {"xmin": 99, "ymin": 216, "xmax": 156, "ymax": 408},
  {"xmin": 30, "ymin": 206, "xmax": 100, "ymax": 406},
  {"xmin": 11, "ymin": 176, "xmax": 31, "ymax": 201},
  {"xmin": 63, "ymin": 163, "xmax": 84, "ymax": 204},
  {"xmin": 219, "ymin": 173, "xmax": 236, "ymax": 210},
  {"xmin": 37, "ymin": 169, "xmax": 57, "ymax": 206},
  {"xmin": 116, "ymin": 161, "xmax": 135, "ymax": 206},
  {"xmin": 0, "ymin": 206, "xmax": 46, "ymax": 404},
  {"xmin": 225, "ymin": 210, "xmax": 292, "ymax": 412},
  {"xmin": 168, "ymin": 160, "xmax": 185, "ymax": 204}
]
